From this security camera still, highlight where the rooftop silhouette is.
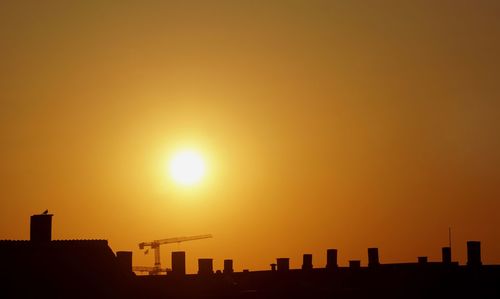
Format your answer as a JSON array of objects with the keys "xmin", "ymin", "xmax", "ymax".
[{"xmin": 1, "ymin": 212, "xmax": 499, "ymax": 298}]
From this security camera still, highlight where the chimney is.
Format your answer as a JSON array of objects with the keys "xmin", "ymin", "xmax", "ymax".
[
  {"xmin": 418, "ymin": 256, "xmax": 428, "ymax": 265},
  {"xmin": 116, "ymin": 251, "xmax": 133, "ymax": 274},
  {"xmin": 198, "ymin": 258, "xmax": 214, "ymax": 275},
  {"xmin": 349, "ymin": 260, "xmax": 361, "ymax": 268},
  {"xmin": 30, "ymin": 213, "xmax": 53, "ymax": 242},
  {"xmin": 223, "ymin": 259, "xmax": 233, "ymax": 274},
  {"xmin": 368, "ymin": 248, "xmax": 380, "ymax": 267},
  {"xmin": 326, "ymin": 249, "xmax": 338, "ymax": 269},
  {"xmin": 270, "ymin": 263, "xmax": 277, "ymax": 271},
  {"xmin": 442, "ymin": 247, "xmax": 452, "ymax": 264},
  {"xmin": 276, "ymin": 258, "xmax": 289, "ymax": 272},
  {"xmin": 172, "ymin": 251, "xmax": 186, "ymax": 276},
  {"xmin": 302, "ymin": 254, "xmax": 313, "ymax": 270},
  {"xmin": 467, "ymin": 241, "xmax": 482, "ymax": 267}
]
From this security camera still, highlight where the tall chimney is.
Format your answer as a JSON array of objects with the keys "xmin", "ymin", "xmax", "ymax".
[
  {"xmin": 223, "ymin": 259, "xmax": 233, "ymax": 274},
  {"xmin": 172, "ymin": 251, "xmax": 186, "ymax": 276},
  {"xmin": 368, "ymin": 248, "xmax": 380, "ymax": 267},
  {"xmin": 442, "ymin": 247, "xmax": 452, "ymax": 264},
  {"xmin": 467, "ymin": 241, "xmax": 482, "ymax": 267},
  {"xmin": 302, "ymin": 254, "xmax": 313, "ymax": 270},
  {"xmin": 326, "ymin": 249, "xmax": 338, "ymax": 269},
  {"xmin": 30, "ymin": 213, "xmax": 53, "ymax": 242},
  {"xmin": 198, "ymin": 258, "xmax": 214, "ymax": 275},
  {"xmin": 116, "ymin": 251, "xmax": 133, "ymax": 274}
]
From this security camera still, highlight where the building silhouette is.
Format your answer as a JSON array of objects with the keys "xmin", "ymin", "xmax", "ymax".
[{"xmin": 1, "ymin": 212, "xmax": 499, "ymax": 299}]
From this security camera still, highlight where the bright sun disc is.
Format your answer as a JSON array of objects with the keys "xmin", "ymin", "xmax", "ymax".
[{"xmin": 169, "ymin": 150, "xmax": 206, "ymax": 186}]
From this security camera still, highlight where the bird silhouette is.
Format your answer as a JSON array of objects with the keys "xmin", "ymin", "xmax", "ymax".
[{"xmin": 42, "ymin": 209, "xmax": 48, "ymax": 215}]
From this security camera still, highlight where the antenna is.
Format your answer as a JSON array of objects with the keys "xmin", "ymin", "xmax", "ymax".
[{"xmin": 448, "ymin": 227, "xmax": 452, "ymax": 248}]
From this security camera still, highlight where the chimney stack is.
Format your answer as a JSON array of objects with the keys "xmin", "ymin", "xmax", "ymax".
[
  {"xmin": 442, "ymin": 247, "xmax": 452, "ymax": 264},
  {"xmin": 368, "ymin": 248, "xmax": 380, "ymax": 268},
  {"xmin": 30, "ymin": 213, "xmax": 53, "ymax": 242},
  {"xmin": 467, "ymin": 241, "xmax": 482, "ymax": 267},
  {"xmin": 116, "ymin": 251, "xmax": 133, "ymax": 274},
  {"xmin": 326, "ymin": 249, "xmax": 338, "ymax": 269},
  {"xmin": 418, "ymin": 256, "xmax": 428, "ymax": 265},
  {"xmin": 302, "ymin": 254, "xmax": 313, "ymax": 270},
  {"xmin": 172, "ymin": 251, "xmax": 186, "ymax": 276},
  {"xmin": 349, "ymin": 260, "xmax": 361, "ymax": 268},
  {"xmin": 198, "ymin": 258, "xmax": 214, "ymax": 275},
  {"xmin": 270, "ymin": 263, "xmax": 277, "ymax": 271},
  {"xmin": 276, "ymin": 258, "xmax": 289, "ymax": 272},
  {"xmin": 223, "ymin": 259, "xmax": 233, "ymax": 274}
]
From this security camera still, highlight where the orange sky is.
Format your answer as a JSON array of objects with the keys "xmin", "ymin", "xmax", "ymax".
[{"xmin": 1, "ymin": 1, "xmax": 499, "ymax": 273}]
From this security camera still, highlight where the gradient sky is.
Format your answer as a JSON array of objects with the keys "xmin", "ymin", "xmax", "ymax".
[{"xmin": 1, "ymin": 1, "xmax": 499, "ymax": 273}]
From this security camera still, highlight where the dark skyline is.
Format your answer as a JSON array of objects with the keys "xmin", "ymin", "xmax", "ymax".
[{"xmin": 1, "ymin": 212, "xmax": 499, "ymax": 298}]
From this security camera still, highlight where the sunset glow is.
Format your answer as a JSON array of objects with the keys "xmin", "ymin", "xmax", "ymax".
[{"xmin": 1, "ymin": 1, "xmax": 500, "ymax": 274}]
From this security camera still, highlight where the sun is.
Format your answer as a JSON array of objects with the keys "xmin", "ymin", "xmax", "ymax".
[{"xmin": 169, "ymin": 150, "xmax": 206, "ymax": 186}]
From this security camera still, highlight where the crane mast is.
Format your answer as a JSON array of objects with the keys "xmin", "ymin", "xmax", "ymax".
[{"xmin": 137, "ymin": 234, "xmax": 212, "ymax": 275}]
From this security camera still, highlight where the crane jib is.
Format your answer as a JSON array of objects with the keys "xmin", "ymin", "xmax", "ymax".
[{"xmin": 136, "ymin": 234, "xmax": 213, "ymax": 275}]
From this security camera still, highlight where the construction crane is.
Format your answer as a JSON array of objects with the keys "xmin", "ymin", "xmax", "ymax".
[{"xmin": 136, "ymin": 234, "xmax": 212, "ymax": 275}]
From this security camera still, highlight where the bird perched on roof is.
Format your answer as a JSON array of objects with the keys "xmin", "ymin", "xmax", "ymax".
[{"xmin": 42, "ymin": 209, "xmax": 48, "ymax": 215}]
